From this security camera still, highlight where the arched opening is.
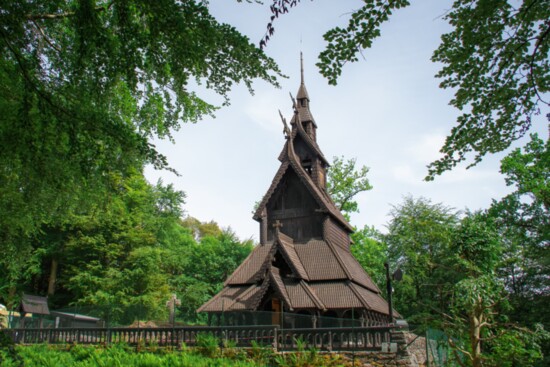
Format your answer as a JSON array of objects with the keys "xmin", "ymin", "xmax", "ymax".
[
  {"xmin": 294, "ymin": 310, "xmax": 313, "ymax": 329},
  {"xmin": 342, "ymin": 309, "xmax": 359, "ymax": 328},
  {"xmin": 320, "ymin": 310, "xmax": 339, "ymax": 328}
]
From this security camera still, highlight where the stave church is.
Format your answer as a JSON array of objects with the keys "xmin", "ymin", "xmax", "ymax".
[{"xmin": 198, "ymin": 56, "xmax": 397, "ymax": 328}]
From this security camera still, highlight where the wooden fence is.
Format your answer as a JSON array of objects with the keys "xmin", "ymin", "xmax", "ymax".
[{"xmin": 1, "ymin": 325, "xmax": 394, "ymax": 352}]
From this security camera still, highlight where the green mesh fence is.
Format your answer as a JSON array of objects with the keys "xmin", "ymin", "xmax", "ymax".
[
  {"xmin": 5, "ymin": 305, "xmax": 374, "ymax": 330},
  {"xmin": 425, "ymin": 328, "xmax": 454, "ymax": 367},
  {"xmin": 208, "ymin": 310, "xmax": 369, "ymax": 329},
  {"xmin": 406, "ymin": 326, "xmax": 461, "ymax": 367}
]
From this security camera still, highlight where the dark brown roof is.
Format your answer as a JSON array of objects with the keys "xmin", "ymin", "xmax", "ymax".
[
  {"xmin": 330, "ymin": 242, "xmax": 381, "ymax": 293},
  {"xmin": 224, "ymin": 244, "xmax": 273, "ymax": 286},
  {"xmin": 287, "ymin": 280, "xmax": 326, "ymax": 310},
  {"xmin": 293, "ymin": 116, "xmax": 328, "ymax": 164},
  {"xmin": 294, "ymin": 240, "xmax": 347, "ymax": 280},
  {"xmin": 323, "ymin": 217, "xmax": 351, "ymax": 249},
  {"xmin": 277, "ymin": 232, "xmax": 309, "ymax": 280},
  {"xmin": 197, "ymin": 283, "xmax": 266, "ymax": 313},
  {"xmin": 309, "ymin": 282, "xmax": 364, "ymax": 309},
  {"xmin": 223, "ymin": 236, "xmax": 379, "ymax": 291},
  {"xmin": 202, "ymin": 235, "xmax": 389, "ymax": 313},
  {"xmin": 268, "ymin": 267, "xmax": 292, "ymax": 309},
  {"xmin": 20, "ymin": 294, "xmax": 50, "ymax": 315}
]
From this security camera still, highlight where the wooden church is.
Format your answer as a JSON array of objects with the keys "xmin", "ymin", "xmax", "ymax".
[{"xmin": 198, "ymin": 57, "xmax": 395, "ymax": 328}]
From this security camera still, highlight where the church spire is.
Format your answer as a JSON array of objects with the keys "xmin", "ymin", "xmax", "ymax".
[
  {"xmin": 296, "ymin": 52, "xmax": 310, "ymax": 102},
  {"xmin": 300, "ymin": 51, "xmax": 304, "ymax": 85}
]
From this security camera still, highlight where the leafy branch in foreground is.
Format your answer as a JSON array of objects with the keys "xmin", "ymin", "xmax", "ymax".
[
  {"xmin": 0, "ymin": 0, "xmax": 282, "ymax": 257},
  {"xmin": 260, "ymin": 0, "xmax": 549, "ymax": 178}
]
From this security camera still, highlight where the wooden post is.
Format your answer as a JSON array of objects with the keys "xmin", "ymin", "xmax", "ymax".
[{"xmin": 384, "ymin": 263, "xmax": 394, "ymax": 324}]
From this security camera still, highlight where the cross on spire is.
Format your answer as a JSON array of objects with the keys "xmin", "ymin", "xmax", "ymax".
[{"xmin": 272, "ymin": 220, "xmax": 283, "ymax": 231}]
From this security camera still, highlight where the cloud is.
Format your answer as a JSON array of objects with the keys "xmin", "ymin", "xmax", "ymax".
[
  {"xmin": 244, "ymin": 90, "xmax": 287, "ymax": 134},
  {"xmin": 391, "ymin": 165, "xmax": 422, "ymax": 185},
  {"xmin": 408, "ymin": 133, "xmax": 446, "ymax": 164}
]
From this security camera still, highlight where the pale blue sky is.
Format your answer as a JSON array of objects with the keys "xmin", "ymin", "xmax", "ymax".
[{"xmin": 145, "ymin": 0, "xmax": 547, "ymax": 240}]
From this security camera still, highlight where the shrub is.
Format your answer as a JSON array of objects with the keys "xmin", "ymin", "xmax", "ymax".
[{"xmin": 195, "ymin": 332, "xmax": 220, "ymax": 358}]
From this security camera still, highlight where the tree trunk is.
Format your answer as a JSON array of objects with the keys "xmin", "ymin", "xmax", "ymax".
[
  {"xmin": 7, "ymin": 286, "xmax": 17, "ymax": 309},
  {"xmin": 470, "ymin": 309, "xmax": 483, "ymax": 367},
  {"xmin": 47, "ymin": 258, "xmax": 58, "ymax": 295}
]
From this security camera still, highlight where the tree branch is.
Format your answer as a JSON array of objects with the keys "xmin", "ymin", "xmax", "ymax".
[
  {"xmin": 25, "ymin": 2, "xmax": 114, "ymax": 21},
  {"xmin": 448, "ymin": 337, "xmax": 472, "ymax": 367},
  {"xmin": 31, "ymin": 20, "xmax": 61, "ymax": 52},
  {"xmin": 529, "ymin": 21, "xmax": 550, "ymax": 106}
]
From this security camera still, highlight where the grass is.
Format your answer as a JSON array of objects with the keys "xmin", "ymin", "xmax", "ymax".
[
  {"xmin": 0, "ymin": 344, "xmax": 259, "ymax": 367},
  {"xmin": 0, "ymin": 338, "xmax": 360, "ymax": 366}
]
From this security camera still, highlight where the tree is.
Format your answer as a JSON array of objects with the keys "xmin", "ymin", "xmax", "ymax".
[
  {"xmin": 385, "ymin": 196, "xmax": 460, "ymax": 322},
  {"xmin": 487, "ymin": 133, "xmax": 550, "ymax": 365},
  {"xmin": 326, "ymin": 156, "xmax": 372, "ymax": 218},
  {"xmin": 0, "ymin": 0, "xmax": 282, "ymax": 247},
  {"xmin": 181, "ymin": 217, "xmax": 223, "ymax": 240},
  {"xmin": 169, "ymin": 228, "xmax": 253, "ymax": 322},
  {"xmin": 444, "ymin": 212, "xmax": 546, "ymax": 367},
  {"xmin": 0, "ymin": 170, "xmax": 186, "ymax": 319},
  {"xmin": 261, "ymin": 0, "xmax": 549, "ymax": 178},
  {"xmin": 350, "ymin": 226, "xmax": 387, "ymax": 287}
]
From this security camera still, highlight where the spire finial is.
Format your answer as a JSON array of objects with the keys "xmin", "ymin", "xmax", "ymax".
[{"xmin": 300, "ymin": 51, "xmax": 304, "ymax": 84}]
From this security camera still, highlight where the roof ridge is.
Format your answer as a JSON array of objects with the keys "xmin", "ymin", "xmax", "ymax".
[
  {"xmin": 250, "ymin": 276, "xmax": 271, "ymax": 310},
  {"xmin": 274, "ymin": 231, "xmax": 309, "ymax": 281},
  {"xmin": 325, "ymin": 238, "xmax": 353, "ymax": 280},
  {"xmin": 269, "ymin": 267, "xmax": 293, "ymax": 310},
  {"xmin": 277, "ymin": 230, "xmax": 294, "ymax": 245},
  {"xmin": 223, "ymin": 243, "xmax": 274, "ymax": 286},
  {"xmin": 294, "ymin": 114, "xmax": 328, "ymax": 164},
  {"xmin": 197, "ymin": 289, "xmax": 238, "ymax": 313},
  {"xmin": 347, "ymin": 281, "xmax": 371, "ymax": 310},
  {"xmin": 286, "ymin": 138, "xmax": 354, "ymax": 232},
  {"xmin": 253, "ymin": 161, "xmax": 290, "ymax": 221},
  {"xmin": 299, "ymin": 280, "xmax": 326, "ymax": 310}
]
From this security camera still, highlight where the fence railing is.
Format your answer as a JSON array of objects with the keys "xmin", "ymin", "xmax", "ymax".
[{"xmin": 1, "ymin": 325, "xmax": 394, "ymax": 352}]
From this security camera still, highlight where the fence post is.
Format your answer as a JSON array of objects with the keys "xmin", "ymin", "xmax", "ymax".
[
  {"xmin": 281, "ymin": 300, "xmax": 285, "ymax": 353},
  {"xmin": 106, "ymin": 304, "xmax": 111, "ymax": 346},
  {"xmin": 273, "ymin": 325, "xmax": 278, "ymax": 351},
  {"xmin": 352, "ymin": 307, "xmax": 355, "ymax": 363},
  {"xmin": 426, "ymin": 329, "xmax": 431, "ymax": 367}
]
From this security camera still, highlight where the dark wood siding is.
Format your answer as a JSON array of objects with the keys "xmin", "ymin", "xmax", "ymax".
[{"xmin": 266, "ymin": 169, "xmax": 322, "ymax": 241}]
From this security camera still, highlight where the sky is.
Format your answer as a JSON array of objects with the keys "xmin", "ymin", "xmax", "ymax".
[{"xmin": 144, "ymin": 0, "xmax": 547, "ymax": 241}]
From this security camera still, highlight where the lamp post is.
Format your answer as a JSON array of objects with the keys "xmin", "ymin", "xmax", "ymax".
[
  {"xmin": 384, "ymin": 263, "xmax": 403, "ymax": 325},
  {"xmin": 384, "ymin": 263, "xmax": 393, "ymax": 324}
]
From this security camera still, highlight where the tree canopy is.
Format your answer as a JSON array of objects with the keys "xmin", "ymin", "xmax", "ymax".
[{"xmin": 0, "ymin": 0, "xmax": 282, "ymax": 240}]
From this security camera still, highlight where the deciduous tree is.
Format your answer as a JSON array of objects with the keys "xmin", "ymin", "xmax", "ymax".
[
  {"xmin": 0, "ymin": 0, "xmax": 282, "ymax": 248},
  {"xmin": 326, "ymin": 156, "xmax": 372, "ymax": 218}
]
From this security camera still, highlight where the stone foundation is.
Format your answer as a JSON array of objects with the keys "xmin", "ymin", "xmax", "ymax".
[{"xmin": 335, "ymin": 330, "xmax": 420, "ymax": 367}]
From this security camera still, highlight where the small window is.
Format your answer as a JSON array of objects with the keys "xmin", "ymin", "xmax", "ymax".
[{"xmin": 302, "ymin": 158, "xmax": 312, "ymax": 176}]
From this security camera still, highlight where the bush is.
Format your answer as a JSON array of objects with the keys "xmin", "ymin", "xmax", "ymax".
[{"xmin": 195, "ymin": 332, "xmax": 220, "ymax": 358}]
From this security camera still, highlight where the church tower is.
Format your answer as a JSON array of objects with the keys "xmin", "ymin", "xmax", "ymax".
[{"xmin": 198, "ymin": 56, "xmax": 396, "ymax": 327}]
